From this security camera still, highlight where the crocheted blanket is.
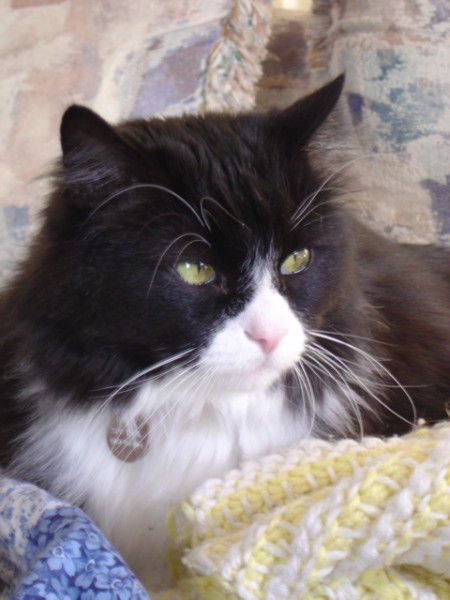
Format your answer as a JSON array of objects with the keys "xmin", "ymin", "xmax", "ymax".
[
  {"xmin": 156, "ymin": 422, "xmax": 450, "ymax": 599},
  {"xmin": 2, "ymin": 423, "xmax": 450, "ymax": 598}
]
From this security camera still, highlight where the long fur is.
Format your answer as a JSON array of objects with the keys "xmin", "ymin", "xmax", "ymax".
[{"xmin": 1, "ymin": 75, "xmax": 450, "ymax": 587}]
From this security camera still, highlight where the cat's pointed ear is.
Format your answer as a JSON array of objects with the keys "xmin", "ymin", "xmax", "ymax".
[
  {"xmin": 276, "ymin": 74, "xmax": 345, "ymax": 147},
  {"xmin": 60, "ymin": 105, "xmax": 128, "ymax": 194}
]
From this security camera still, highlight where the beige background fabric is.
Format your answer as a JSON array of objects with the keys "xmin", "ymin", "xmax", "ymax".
[
  {"xmin": 0, "ymin": 0, "xmax": 272, "ymax": 281},
  {"xmin": 308, "ymin": 0, "xmax": 450, "ymax": 244}
]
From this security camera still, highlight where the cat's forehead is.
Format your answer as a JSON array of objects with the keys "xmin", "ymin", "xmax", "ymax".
[
  {"xmin": 124, "ymin": 112, "xmax": 289, "ymax": 197},
  {"xmin": 75, "ymin": 110, "xmax": 340, "ymax": 266},
  {"xmin": 111, "ymin": 130, "xmax": 276, "ymax": 248}
]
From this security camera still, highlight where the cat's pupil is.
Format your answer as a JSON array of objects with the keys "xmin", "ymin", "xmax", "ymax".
[
  {"xmin": 280, "ymin": 249, "xmax": 311, "ymax": 275},
  {"xmin": 176, "ymin": 260, "xmax": 216, "ymax": 286}
]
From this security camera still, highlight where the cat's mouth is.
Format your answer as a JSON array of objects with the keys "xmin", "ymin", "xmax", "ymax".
[
  {"xmin": 196, "ymin": 281, "xmax": 307, "ymax": 393},
  {"xmin": 204, "ymin": 352, "xmax": 298, "ymax": 393}
]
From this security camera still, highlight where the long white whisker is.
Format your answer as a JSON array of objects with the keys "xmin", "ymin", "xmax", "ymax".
[
  {"xmin": 104, "ymin": 349, "xmax": 195, "ymax": 405},
  {"xmin": 291, "ymin": 152, "xmax": 406, "ymax": 230},
  {"xmin": 87, "ymin": 183, "xmax": 207, "ymax": 228},
  {"xmin": 308, "ymin": 331, "xmax": 417, "ymax": 426},
  {"xmin": 173, "ymin": 235, "xmax": 212, "ymax": 268},
  {"xmin": 291, "ymin": 189, "xmax": 338, "ymax": 229},
  {"xmin": 305, "ymin": 346, "xmax": 365, "ymax": 437},
  {"xmin": 146, "ymin": 232, "xmax": 210, "ymax": 297},
  {"xmin": 149, "ymin": 363, "xmax": 220, "ymax": 436},
  {"xmin": 310, "ymin": 342, "xmax": 380, "ymax": 389},
  {"xmin": 200, "ymin": 196, "xmax": 248, "ymax": 231},
  {"xmin": 293, "ymin": 363, "xmax": 316, "ymax": 438},
  {"xmin": 110, "ymin": 360, "xmax": 218, "ymax": 468},
  {"xmin": 101, "ymin": 355, "xmax": 201, "ymax": 401}
]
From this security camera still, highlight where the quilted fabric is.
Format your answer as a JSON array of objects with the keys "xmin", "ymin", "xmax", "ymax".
[{"xmin": 0, "ymin": 478, "xmax": 149, "ymax": 600}]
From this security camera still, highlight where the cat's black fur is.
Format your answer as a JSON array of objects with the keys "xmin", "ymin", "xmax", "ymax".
[{"xmin": 1, "ymin": 74, "xmax": 450, "ymax": 478}]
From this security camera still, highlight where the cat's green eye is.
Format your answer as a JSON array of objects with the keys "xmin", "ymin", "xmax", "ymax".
[
  {"xmin": 280, "ymin": 248, "xmax": 311, "ymax": 275},
  {"xmin": 176, "ymin": 260, "xmax": 216, "ymax": 286}
]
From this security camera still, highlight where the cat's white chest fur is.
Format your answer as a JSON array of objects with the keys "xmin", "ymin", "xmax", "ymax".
[
  {"xmin": 16, "ymin": 269, "xmax": 311, "ymax": 588},
  {"xmin": 44, "ymin": 383, "xmax": 304, "ymax": 589}
]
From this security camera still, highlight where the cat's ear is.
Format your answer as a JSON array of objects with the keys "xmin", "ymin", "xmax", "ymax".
[
  {"xmin": 276, "ymin": 74, "xmax": 345, "ymax": 148},
  {"xmin": 60, "ymin": 105, "xmax": 129, "ymax": 195}
]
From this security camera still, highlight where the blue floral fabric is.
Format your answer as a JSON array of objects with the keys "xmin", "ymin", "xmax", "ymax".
[{"xmin": 0, "ymin": 478, "xmax": 150, "ymax": 599}]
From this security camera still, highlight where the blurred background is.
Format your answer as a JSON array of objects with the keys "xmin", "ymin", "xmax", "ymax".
[{"xmin": 1, "ymin": 0, "xmax": 450, "ymax": 283}]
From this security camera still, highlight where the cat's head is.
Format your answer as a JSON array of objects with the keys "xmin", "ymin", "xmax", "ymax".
[{"xmin": 14, "ymin": 75, "xmax": 359, "ymax": 404}]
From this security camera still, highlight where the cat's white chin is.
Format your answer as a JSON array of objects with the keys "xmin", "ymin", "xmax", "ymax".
[{"xmin": 199, "ymin": 356, "xmax": 295, "ymax": 393}]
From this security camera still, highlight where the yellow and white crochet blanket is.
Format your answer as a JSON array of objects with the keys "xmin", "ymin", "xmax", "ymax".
[{"xmin": 157, "ymin": 422, "xmax": 450, "ymax": 599}]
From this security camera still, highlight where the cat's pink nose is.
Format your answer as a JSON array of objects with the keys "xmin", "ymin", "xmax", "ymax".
[{"xmin": 245, "ymin": 324, "xmax": 288, "ymax": 354}]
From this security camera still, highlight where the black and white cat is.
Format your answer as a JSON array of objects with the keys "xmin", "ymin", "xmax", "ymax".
[{"xmin": 1, "ymin": 75, "xmax": 450, "ymax": 588}]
